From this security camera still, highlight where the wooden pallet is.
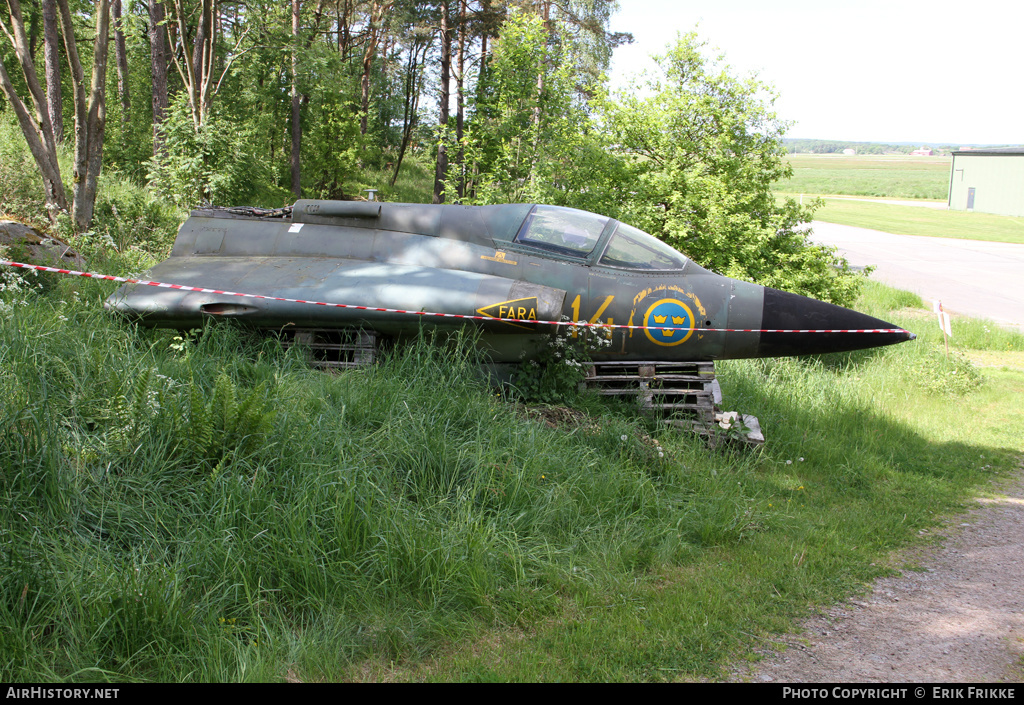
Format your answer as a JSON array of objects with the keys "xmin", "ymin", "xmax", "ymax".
[
  {"xmin": 581, "ymin": 360, "xmax": 764, "ymax": 446},
  {"xmin": 581, "ymin": 361, "xmax": 719, "ymax": 419},
  {"xmin": 277, "ymin": 328, "xmax": 377, "ymax": 369}
]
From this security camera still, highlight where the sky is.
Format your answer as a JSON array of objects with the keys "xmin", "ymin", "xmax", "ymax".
[{"xmin": 607, "ymin": 0, "xmax": 1023, "ymax": 146}]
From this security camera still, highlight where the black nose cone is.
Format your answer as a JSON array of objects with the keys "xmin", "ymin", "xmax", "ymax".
[{"xmin": 757, "ymin": 287, "xmax": 915, "ymax": 358}]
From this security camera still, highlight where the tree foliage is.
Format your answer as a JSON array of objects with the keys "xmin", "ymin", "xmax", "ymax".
[
  {"xmin": 599, "ymin": 34, "xmax": 861, "ymax": 305},
  {"xmin": 446, "ymin": 26, "xmax": 858, "ymax": 304},
  {"xmin": 448, "ymin": 12, "xmax": 575, "ymax": 204},
  {"xmin": 146, "ymin": 93, "xmax": 286, "ymax": 208},
  {"xmin": 446, "ymin": 11, "xmax": 621, "ymax": 211}
]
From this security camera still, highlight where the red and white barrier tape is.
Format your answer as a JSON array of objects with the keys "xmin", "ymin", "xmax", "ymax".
[{"xmin": 0, "ymin": 258, "xmax": 911, "ymax": 335}]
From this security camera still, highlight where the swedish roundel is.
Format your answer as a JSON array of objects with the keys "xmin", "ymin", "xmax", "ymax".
[{"xmin": 643, "ymin": 298, "xmax": 695, "ymax": 346}]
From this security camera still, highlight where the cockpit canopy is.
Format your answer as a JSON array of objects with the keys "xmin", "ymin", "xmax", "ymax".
[
  {"xmin": 287, "ymin": 200, "xmax": 689, "ymax": 271},
  {"xmin": 513, "ymin": 205, "xmax": 688, "ymax": 271}
]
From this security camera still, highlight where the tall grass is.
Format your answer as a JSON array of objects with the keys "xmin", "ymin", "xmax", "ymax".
[
  {"xmin": 3, "ymin": 271, "xmax": 1022, "ymax": 681},
  {"xmin": 1, "ymin": 277, "xmax": 770, "ymax": 681}
]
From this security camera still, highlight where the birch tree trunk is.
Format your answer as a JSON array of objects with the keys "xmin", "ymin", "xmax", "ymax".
[
  {"xmin": 41, "ymin": 0, "xmax": 63, "ymax": 145},
  {"xmin": 148, "ymin": 0, "xmax": 170, "ymax": 155},
  {"xmin": 113, "ymin": 0, "xmax": 130, "ymax": 124},
  {"xmin": 291, "ymin": 0, "xmax": 302, "ymax": 196},
  {"xmin": 56, "ymin": 0, "xmax": 112, "ymax": 231},
  {"xmin": 432, "ymin": 0, "xmax": 450, "ymax": 204},
  {"xmin": 0, "ymin": 0, "xmax": 67, "ymax": 216},
  {"xmin": 1, "ymin": 0, "xmax": 112, "ymax": 229}
]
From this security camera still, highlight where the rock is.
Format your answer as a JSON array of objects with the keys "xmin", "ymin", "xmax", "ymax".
[{"xmin": 0, "ymin": 220, "xmax": 86, "ymax": 269}]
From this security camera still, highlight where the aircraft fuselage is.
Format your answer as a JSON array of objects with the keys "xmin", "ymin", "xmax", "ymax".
[{"xmin": 105, "ymin": 200, "xmax": 913, "ymax": 361}]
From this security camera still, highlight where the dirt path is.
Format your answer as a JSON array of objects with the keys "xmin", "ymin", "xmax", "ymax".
[{"xmin": 732, "ymin": 467, "xmax": 1024, "ymax": 683}]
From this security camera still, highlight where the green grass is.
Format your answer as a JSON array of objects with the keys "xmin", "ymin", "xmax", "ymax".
[
  {"xmin": 778, "ymin": 154, "xmax": 951, "ymax": 200},
  {"xmin": 2, "ymin": 271, "xmax": 1022, "ymax": 682},
  {"xmin": 344, "ymin": 153, "xmax": 435, "ymax": 205},
  {"xmin": 809, "ymin": 198, "xmax": 1024, "ymax": 244}
]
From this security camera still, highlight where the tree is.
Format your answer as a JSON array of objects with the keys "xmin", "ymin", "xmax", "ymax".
[
  {"xmin": 148, "ymin": 0, "xmax": 170, "ymax": 156},
  {"xmin": 112, "ymin": 0, "xmax": 130, "ymax": 125},
  {"xmin": 0, "ymin": 0, "xmax": 112, "ymax": 231},
  {"xmin": 165, "ymin": 0, "xmax": 249, "ymax": 131},
  {"xmin": 291, "ymin": 0, "xmax": 302, "ymax": 196},
  {"xmin": 1, "ymin": 0, "xmax": 65, "ymax": 213},
  {"xmin": 427, "ymin": 0, "xmax": 505, "ymax": 199},
  {"xmin": 446, "ymin": 11, "xmax": 618, "ymax": 209},
  {"xmin": 359, "ymin": 1, "xmax": 392, "ymax": 137},
  {"xmin": 601, "ymin": 34, "xmax": 862, "ymax": 306},
  {"xmin": 146, "ymin": 92, "xmax": 280, "ymax": 208},
  {"xmin": 390, "ymin": 5, "xmax": 435, "ymax": 187},
  {"xmin": 41, "ymin": 0, "xmax": 62, "ymax": 144},
  {"xmin": 546, "ymin": 0, "xmax": 632, "ymax": 99},
  {"xmin": 431, "ymin": 0, "xmax": 450, "ymax": 203}
]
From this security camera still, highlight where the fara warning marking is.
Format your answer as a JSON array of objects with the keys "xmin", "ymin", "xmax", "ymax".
[{"xmin": 476, "ymin": 297, "xmax": 538, "ymax": 329}]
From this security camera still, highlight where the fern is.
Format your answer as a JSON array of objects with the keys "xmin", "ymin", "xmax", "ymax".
[
  {"xmin": 178, "ymin": 372, "xmax": 275, "ymax": 472},
  {"xmin": 108, "ymin": 366, "xmax": 155, "ymax": 454},
  {"xmin": 186, "ymin": 378, "xmax": 213, "ymax": 462}
]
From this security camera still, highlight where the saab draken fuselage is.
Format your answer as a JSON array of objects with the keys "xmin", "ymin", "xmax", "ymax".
[{"xmin": 105, "ymin": 200, "xmax": 914, "ymax": 362}]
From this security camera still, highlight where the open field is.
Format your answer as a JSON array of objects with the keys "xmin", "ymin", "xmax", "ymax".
[
  {"xmin": 778, "ymin": 154, "xmax": 952, "ymax": 200},
  {"xmin": 810, "ymin": 199, "xmax": 1024, "ymax": 245},
  {"xmin": 2, "ymin": 272, "xmax": 1022, "ymax": 682},
  {"xmin": 775, "ymin": 151, "xmax": 1024, "ymax": 244}
]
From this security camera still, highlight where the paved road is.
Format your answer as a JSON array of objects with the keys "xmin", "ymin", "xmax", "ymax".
[{"xmin": 810, "ymin": 221, "xmax": 1024, "ymax": 333}]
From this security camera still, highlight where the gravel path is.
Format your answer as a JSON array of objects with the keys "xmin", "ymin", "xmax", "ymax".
[
  {"xmin": 734, "ymin": 219, "xmax": 1024, "ymax": 682},
  {"xmin": 732, "ymin": 467, "xmax": 1024, "ymax": 683}
]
